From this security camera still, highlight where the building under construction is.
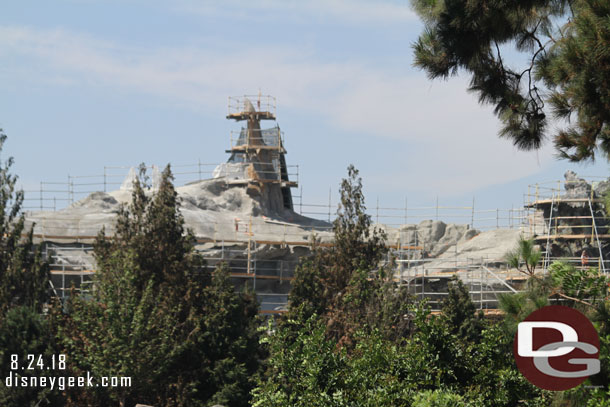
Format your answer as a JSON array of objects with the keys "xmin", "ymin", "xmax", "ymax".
[
  {"xmin": 22, "ymin": 96, "xmax": 610, "ymax": 315},
  {"xmin": 25, "ymin": 94, "xmax": 331, "ymax": 313},
  {"xmin": 524, "ymin": 171, "xmax": 610, "ymax": 274},
  {"xmin": 216, "ymin": 95, "xmax": 297, "ymax": 212}
]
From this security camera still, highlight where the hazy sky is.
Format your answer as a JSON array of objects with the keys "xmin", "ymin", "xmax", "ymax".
[{"xmin": 1, "ymin": 0, "xmax": 608, "ymax": 221}]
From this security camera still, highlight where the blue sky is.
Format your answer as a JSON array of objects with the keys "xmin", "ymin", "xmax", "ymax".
[{"xmin": 1, "ymin": 0, "xmax": 608, "ymax": 220}]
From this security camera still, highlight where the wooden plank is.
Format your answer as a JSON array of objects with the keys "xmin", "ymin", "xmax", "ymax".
[
  {"xmin": 527, "ymin": 198, "xmax": 603, "ymax": 207},
  {"xmin": 230, "ymin": 145, "xmax": 284, "ymax": 151},
  {"xmin": 194, "ymin": 237, "xmax": 323, "ymax": 246},
  {"xmin": 388, "ymin": 244, "xmax": 423, "ymax": 250},
  {"xmin": 226, "ymin": 112, "xmax": 275, "ymax": 121},
  {"xmin": 553, "ymin": 216, "xmax": 602, "ymax": 220},
  {"xmin": 534, "ymin": 234, "xmax": 610, "ymax": 240},
  {"xmin": 50, "ymin": 270, "xmax": 95, "ymax": 275}
]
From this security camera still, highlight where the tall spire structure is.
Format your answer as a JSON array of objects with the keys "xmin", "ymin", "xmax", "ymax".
[{"xmin": 224, "ymin": 93, "xmax": 297, "ymax": 212}]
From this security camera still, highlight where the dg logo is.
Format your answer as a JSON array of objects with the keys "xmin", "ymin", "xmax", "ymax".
[{"xmin": 514, "ymin": 305, "xmax": 600, "ymax": 391}]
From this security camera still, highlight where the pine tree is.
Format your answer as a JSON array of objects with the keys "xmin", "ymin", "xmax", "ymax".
[
  {"xmin": 440, "ymin": 278, "xmax": 485, "ymax": 342},
  {"xmin": 0, "ymin": 130, "xmax": 49, "ymax": 312},
  {"xmin": 289, "ymin": 165, "xmax": 412, "ymax": 345},
  {"xmin": 54, "ymin": 165, "xmax": 262, "ymax": 407},
  {"xmin": 412, "ymin": 0, "xmax": 610, "ymax": 161},
  {"xmin": 0, "ymin": 130, "xmax": 55, "ymax": 406}
]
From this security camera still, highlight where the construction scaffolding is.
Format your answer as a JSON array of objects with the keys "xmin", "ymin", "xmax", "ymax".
[
  {"xmin": 20, "ymin": 91, "xmax": 610, "ymax": 316},
  {"xmin": 36, "ymin": 175, "xmax": 610, "ymax": 315},
  {"xmin": 44, "ymin": 241, "xmax": 528, "ymax": 314},
  {"xmin": 22, "ymin": 163, "xmax": 532, "ymax": 237},
  {"xmin": 227, "ymin": 94, "xmax": 276, "ymax": 121},
  {"xmin": 395, "ymin": 259, "xmax": 523, "ymax": 312},
  {"xmin": 524, "ymin": 177, "xmax": 610, "ymax": 274},
  {"xmin": 224, "ymin": 94, "xmax": 297, "ymax": 210},
  {"xmin": 52, "ymin": 238, "xmax": 598, "ymax": 315},
  {"xmin": 21, "ymin": 163, "xmax": 300, "ymax": 211}
]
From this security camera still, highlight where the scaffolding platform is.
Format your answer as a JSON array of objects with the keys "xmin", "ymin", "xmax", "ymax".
[
  {"xmin": 227, "ymin": 94, "xmax": 276, "ymax": 121},
  {"xmin": 534, "ymin": 234, "xmax": 610, "ymax": 240},
  {"xmin": 526, "ymin": 198, "xmax": 603, "ymax": 207}
]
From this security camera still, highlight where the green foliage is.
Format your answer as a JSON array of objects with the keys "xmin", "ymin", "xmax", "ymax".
[
  {"xmin": 498, "ymin": 275, "xmax": 552, "ymax": 335},
  {"xmin": 252, "ymin": 317, "xmax": 350, "ymax": 407},
  {"xmin": 499, "ymin": 260, "xmax": 607, "ymax": 334},
  {"xmin": 0, "ymin": 131, "xmax": 54, "ymax": 406},
  {"xmin": 549, "ymin": 261, "xmax": 608, "ymax": 305},
  {"xmin": 584, "ymin": 284, "xmax": 610, "ymax": 392},
  {"xmin": 505, "ymin": 236, "xmax": 542, "ymax": 275},
  {"xmin": 412, "ymin": 0, "xmax": 610, "ymax": 162},
  {"xmin": 253, "ymin": 310, "xmax": 429, "ymax": 407},
  {"xmin": 498, "ymin": 261, "xmax": 610, "ymax": 403},
  {"xmin": 254, "ymin": 304, "xmax": 549, "ymax": 406},
  {"xmin": 586, "ymin": 389, "xmax": 610, "ymax": 407},
  {"xmin": 94, "ymin": 164, "xmax": 199, "ymax": 296},
  {"xmin": 289, "ymin": 165, "xmax": 412, "ymax": 345},
  {"xmin": 0, "ymin": 306, "xmax": 62, "ymax": 407},
  {"xmin": 0, "ymin": 130, "xmax": 49, "ymax": 313},
  {"xmin": 468, "ymin": 324, "xmax": 552, "ymax": 406},
  {"xmin": 440, "ymin": 278, "xmax": 485, "ymax": 342},
  {"xmin": 54, "ymin": 165, "xmax": 262, "ymax": 407},
  {"xmin": 406, "ymin": 306, "xmax": 474, "ymax": 389},
  {"xmin": 411, "ymin": 389, "xmax": 467, "ymax": 407},
  {"xmin": 333, "ymin": 165, "xmax": 387, "ymax": 272},
  {"xmin": 257, "ymin": 165, "xmax": 553, "ymax": 405}
]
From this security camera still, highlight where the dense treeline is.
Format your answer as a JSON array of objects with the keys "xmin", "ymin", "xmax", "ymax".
[
  {"xmin": 0, "ymin": 133, "xmax": 263, "ymax": 406},
  {"xmin": 50, "ymin": 165, "xmax": 263, "ymax": 407},
  {"xmin": 252, "ymin": 167, "xmax": 610, "ymax": 406},
  {"xmin": 252, "ymin": 166, "xmax": 550, "ymax": 406},
  {"xmin": 0, "ymin": 131, "xmax": 610, "ymax": 406}
]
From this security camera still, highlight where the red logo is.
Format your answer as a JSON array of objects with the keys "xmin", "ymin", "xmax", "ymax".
[{"xmin": 514, "ymin": 305, "xmax": 600, "ymax": 391}]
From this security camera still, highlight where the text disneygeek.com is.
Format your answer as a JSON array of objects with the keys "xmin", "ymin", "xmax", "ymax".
[
  {"xmin": 5, "ymin": 371, "xmax": 132, "ymax": 391},
  {"xmin": 5, "ymin": 354, "xmax": 131, "ymax": 390}
]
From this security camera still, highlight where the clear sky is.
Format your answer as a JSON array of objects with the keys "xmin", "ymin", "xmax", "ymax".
[{"xmin": 1, "ymin": 0, "xmax": 608, "ymax": 220}]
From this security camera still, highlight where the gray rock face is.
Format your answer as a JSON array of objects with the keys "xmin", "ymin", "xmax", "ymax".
[
  {"xmin": 564, "ymin": 170, "xmax": 591, "ymax": 198},
  {"xmin": 388, "ymin": 220, "xmax": 478, "ymax": 258},
  {"xmin": 25, "ymin": 177, "xmax": 331, "ymax": 244},
  {"xmin": 417, "ymin": 220, "xmax": 447, "ymax": 243},
  {"xmin": 179, "ymin": 179, "xmax": 251, "ymax": 213},
  {"xmin": 212, "ymin": 162, "xmax": 249, "ymax": 181},
  {"xmin": 70, "ymin": 192, "xmax": 119, "ymax": 211},
  {"xmin": 431, "ymin": 223, "xmax": 471, "ymax": 257},
  {"xmin": 531, "ymin": 171, "xmax": 610, "ymax": 260},
  {"xmin": 594, "ymin": 180, "xmax": 610, "ymax": 197},
  {"xmin": 461, "ymin": 228, "xmax": 479, "ymax": 241},
  {"xmin": 400, "ymin": 228, "xmax": 522, "ymax": 278}
]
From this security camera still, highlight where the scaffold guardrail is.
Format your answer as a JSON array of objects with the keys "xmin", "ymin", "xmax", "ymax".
[
  {"xmin": 21, "ymin": 162, "xmax": 299, "ymax": 211},
  {"xmin": 228, "ymin": 94, "xmax": 276, "ymax": 117}
]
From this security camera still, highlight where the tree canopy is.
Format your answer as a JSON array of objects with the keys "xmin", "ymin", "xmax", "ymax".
[
  {"xmin": 0, "ymin": 130, "xmax": 57, "ymax": 406},
  {"xmin": 412, "ymin": 0, "xmax": 610, "ymax": 162},
  {"xmin": 253, "ymin": 165, "xmax": 550, "ymax": 406},
  {"xmin": 288, "ymin": 165, "xmax": 412, "ymax": 345},
  {"xmin": 53, "ymin": 165, "xmax": 262, "ymax": 407},
  {"xmin": 0, "ymin": 130, "xmax": 49, "ymax": 313}
]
